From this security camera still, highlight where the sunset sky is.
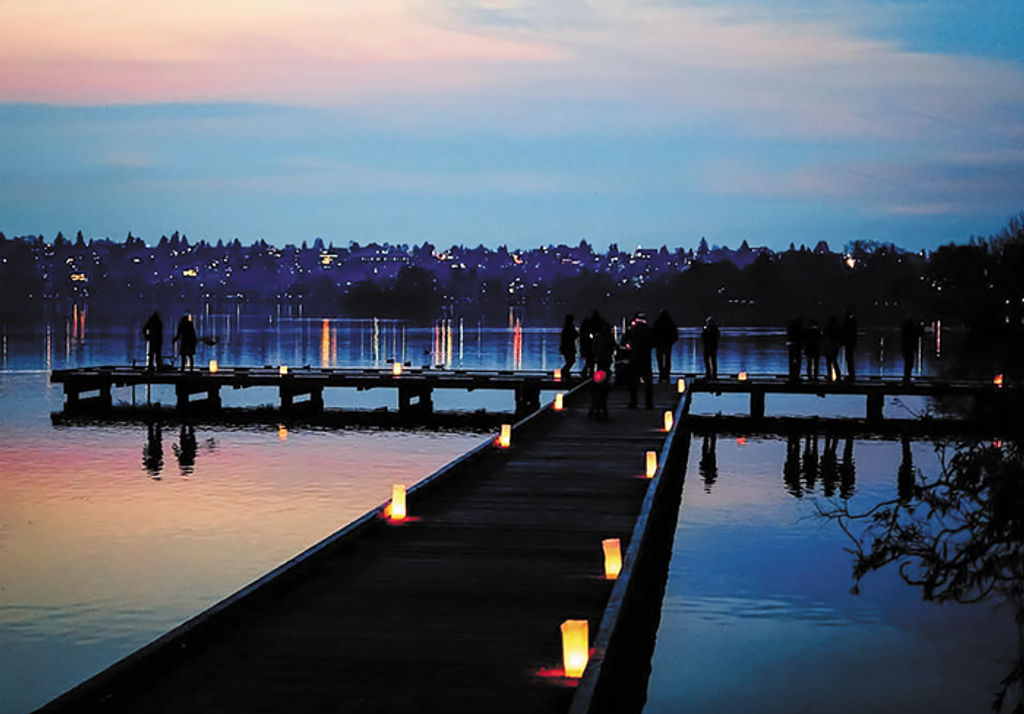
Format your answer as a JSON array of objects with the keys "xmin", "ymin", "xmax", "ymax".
[{"xmin": 1, "ymin": 0, "xmax": 1022, "ymax": 252}]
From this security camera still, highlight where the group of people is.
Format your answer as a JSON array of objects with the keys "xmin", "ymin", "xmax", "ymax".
[
  {"xmin": 560, "ymin": 307, "xmax": 929, "ymax": 401},
  {"xmin": 560, "ymin": 309, "xmax": 679, "ymax": 412},
  {"xmin": 142, "ymin": 310, "xmax": 199, "ymax": 371},
  {"xmin": 784, "ymin": 310, "xmax": 859, "ymax": 382}
]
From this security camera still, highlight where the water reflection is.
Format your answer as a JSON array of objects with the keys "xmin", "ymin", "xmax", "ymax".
[
  {"xmin": 820, "ymin": 439, "xmax": 1024, "ymax": 712},
  {"xmin": 699, "ymin": 433, "xmax": 717, "ymax": 492},
  {"xmin": 141, "ymin": 422, "xmax": 214, "ymax": 478}
]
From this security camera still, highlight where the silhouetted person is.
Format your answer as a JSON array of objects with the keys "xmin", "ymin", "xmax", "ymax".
[
  {"xmin": 898, "ymin": 436, "xmax": 916, "ymax": 503},
  {"xmin": 823, "ymin": 315, "xmax": 842, "ymax": 382},
  {"xmin": 842, "ymin": 308, "xmax": 858, "ymax": 381},
  {"xmin": 900, "ymin": 315, "xmax": 924, "ymax": 384},
  {"xmin": 593, "ymin": 319, "xmax": 615, "ymax": 375},
  {"xmin": 578, "ymin": 311, "xmax": 599, "ymax": 378},
  {"xmin": 588, "ymin": 367, "xmax": 610, "ymax": 420},
  {"xmin": 652, "ymin": 309, "xmax": 679, "ymax": 383},
  {"xmin": 804, "ymin": 319, "xmax": 822, "ymax": 380},
  {"xmin": 142, "ymin": 311, "xmax": 163, "ymax": 370},
  {"xmin": 786, "ymin": 316, "xmax": 803, "ymax": 382},
  {"xmin": 701, "ymin": 316, "xmax": 720, "ymax": 379},
  {"xmin": 700, "ymin": 432, "xmax": 718, "ymax": 492},
  {"xmin": 143, "ymin": 421, "xmax": 164, "ymax": 478},
  {"xmin": 174, "ymin": 424, "xmax": 198, "ymax": 475},
  {"xmin": 623, "ymin": 312, "xmax": 654, "ymax": 409},
  {"xmin": 559, "ymin": 313, "xmax": 577, "ymax": 378},
  {"xmin": 174, "ymin": 314, "xmax": 198, "ymax": 371},
  {"xmin": 839, "ymin": 436, "xmax": 856, "ymax": 499},
  {"xmin": 783, "ymin": 432, "xmax": 803, "ymax": 498}
]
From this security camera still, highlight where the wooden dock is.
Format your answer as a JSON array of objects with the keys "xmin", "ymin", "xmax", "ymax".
[
  {"xmin": 49, "ymin": 366, "xmax": 569, "ymax": 417},
  {"xmin": 683, "ymin": 373, "xmax": 1017, "ymax": 422},
  {"xmin": 35, "ymin": 381, "xmax": 691, "ymax": 714}
]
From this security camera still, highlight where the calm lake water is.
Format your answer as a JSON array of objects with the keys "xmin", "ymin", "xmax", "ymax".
[{"xmin": 0, "ymin": 310, "xmax": 1014, "ymax": 713}]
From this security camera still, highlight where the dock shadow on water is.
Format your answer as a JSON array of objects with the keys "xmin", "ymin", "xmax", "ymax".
[{"xmin": 644, "ymin": 429, "xmax": 1021, "ymax": 714}]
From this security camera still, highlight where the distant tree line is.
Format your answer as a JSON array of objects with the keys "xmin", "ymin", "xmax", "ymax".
[{"xmin": 1, "ymin": 214, "xmax": 1022, "ymax": 374}]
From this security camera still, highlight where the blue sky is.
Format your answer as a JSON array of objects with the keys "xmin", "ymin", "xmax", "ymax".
[{"xmin": 1, "ymin": 0, "xmax": 1022, "ymax": 252}]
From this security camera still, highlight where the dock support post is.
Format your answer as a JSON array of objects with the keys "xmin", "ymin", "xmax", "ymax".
[
  {"xmin": 515, "ymin": 384, "xmax": 541, "ymax": 417},
  {"xmin": 866, "ymin": 392, "xmax": 884, "ymax": 421},
  {"xmin": 750, "ymin": 390, "xmax": 765, "ymax": 419},
  {"xmin": 398, "ymin": 386, "xmax": 433, "ymax": 417}
]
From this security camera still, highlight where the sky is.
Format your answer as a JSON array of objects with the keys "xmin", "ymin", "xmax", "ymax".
[{"xmin": 1, "ymin": 0, "xmax": 1022, "ymax": 253}]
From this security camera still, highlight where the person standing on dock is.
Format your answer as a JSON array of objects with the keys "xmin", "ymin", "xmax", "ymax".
[
  {"xmin": 624, "ymin": 312, "xmax": 654, "ymax": 409},
  {"xmin": 174, "ymin": 314, "xmax": 198, "ymax": 371},
  {"xmin": 842, "ymin": 307, "xmax": 858, "ymax": 382},
  {"xmin": 701, "ymin": 316, "xmax": 720, "ymax": 379},
  {"xmin": 653, "ymin": 309, "xmax": 679, "ymax": 383},
  {"xmin": 900, "ymin": 315, "xmax": 924, "ymax": 384},
  {"xmin": 823, "ymin": 315, "xmax": 843, "ymax": 382},
  {"xmin": 142, "ymin": 311, "xmax": 163, "ymax": 371},
  {"xmin": 786, "ymin": 315, "xmax": 803, "ymax": 382},
  {"xmin": 804, "ymin": 319, "xmax": 822, "ymax": 380},
  {"xmin": 559, "ymin": 313, "xmax": 578, "ymax": 379}
]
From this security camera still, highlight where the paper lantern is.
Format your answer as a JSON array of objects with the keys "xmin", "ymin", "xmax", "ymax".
[
  {"xmin": 554, "ymin": 368, "xmax": 562, "ymax": 382},
  {"xmin": 390, "ymin": 484, "xmax": 407, "ymax": 521},
  {"xmin": 677, "ymin": 377, "xmax": 686, "ymax": 393},
  {"xmin": 602, "ymin": 538, "xmax": 622, "ymax": 580},
  {"xmin": 645, "ymin": 450, "xmax": 658, "ymax": 478},
  {"xmin": 498, "ymin": 424, "xmax": 512, "ymax": 449},
  {"xmin": 392, "ymin": 362, "xmax": 403, "ymax": 376},
  {"xmin": 279, "ymin": 365, "xmax": 289, "ymax": 376},
  {"xmin": 277, "ymin": 424, "xmax": 288, "ymax": 442},
  {"xmin": 738, "ymin": 371, "xmax": 748, "ymax": 381},
  {"xmin": 663, "ymin": 410, "xmax": 674, "ymax": 432},
  {"xmin": 208, "ymin": 360, "xmax": 218, "ymax": 373},
  {"xmin": 994, "ymin": 374, "xmax": 1004, "ymax": 387},
  {"xmin": 554, "ymin": 393, "xmax": 564, "ymax": 411},
  {"xmin": 561, "ymin": 620, "xmax": 589, "ymax": 678}
]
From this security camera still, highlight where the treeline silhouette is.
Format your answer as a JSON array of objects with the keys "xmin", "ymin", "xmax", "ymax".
[{"xmin": 2, "ymin": 214, "xmax": 1021, "ymax": 371}]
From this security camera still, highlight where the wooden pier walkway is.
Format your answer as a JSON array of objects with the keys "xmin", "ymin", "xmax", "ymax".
[
  {"xmin": 35, "ymin": 382, "xmax": 691, "ymax": 714},
  {"xmin": 49, "ymin": 366, "xmax": 567, "ymax": 417}
]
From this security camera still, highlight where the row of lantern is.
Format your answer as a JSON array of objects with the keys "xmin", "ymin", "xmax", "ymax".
[{"xmin": 384, "ymin": 388, "xmax": 673, "ymax": 679}]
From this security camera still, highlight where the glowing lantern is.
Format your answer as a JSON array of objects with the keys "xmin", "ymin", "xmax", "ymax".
[
  {"xmin": 737, "ymin": 436, "xmax": 747, "ymax": 446},
  {"xmin": 498, "ymin": 424, "xmax": 512, "ymax": 449},
  {"xmin": 208, "ymin": 360, "xmax": 218, "ymax": 373},
  {"xmin": 738, "ymin": 371, "xmax": 748, "ymax": 381},
  {"xmin": 392, "ymin": 362, "xmax": 403, "ymax": 376},
  {"xmin": 994, "ymin": 374, "xmax": 1004, "ymax": 387},
  {"xmin": 554, "ymin": 368, "xmax": 562, "ymax": 382},
  {"xmin": 663, "ymin": 410, "xmax": 674, "ymax": 432},
  {"xmin": 390, "ymin": 484, "xmax": 407, "ymax": 521},
  {"xmin": 561, "ymin": 620, "xmax": 589, "ymax": 678},
  {"xmin": 677, "ymin": 377, "xmax": 686, "ymax": 393},
  {"xmin": 602, "ymin": 538, "xmax": 622, "ymax": 580},
  {"xmin": 279, "ymin": 365, "xmax": 289, "ymax": 376},
  {"xmin": 554, "ymin": 393, "xmax": 565, "ymax": 411},
  {"xmin": 645, "ymin": 450, "xmax": 658, "ymax": 478},
  {"xmin": 277, "ymin": 424, "xmax": 288, "ymax": 441}
]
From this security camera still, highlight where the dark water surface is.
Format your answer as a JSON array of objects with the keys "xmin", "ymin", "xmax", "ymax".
[{"xmin": 0, "ymin": 312, "xmax": 1013, "ymax": 713}]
